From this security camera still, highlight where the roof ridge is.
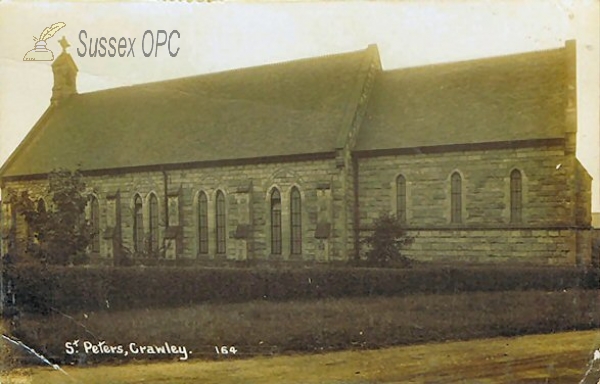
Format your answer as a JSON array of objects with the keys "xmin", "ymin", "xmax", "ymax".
[
  {"xmin": 78, "ymin": 45, "xmax": 374, "ymax": 97},
  {"xmin": 213, "ymin": 44, "xmax": 373, "ymax": 74},
  {"xmin": 383, "ymin": 45, "xmax": 566, "ymax": 74}
]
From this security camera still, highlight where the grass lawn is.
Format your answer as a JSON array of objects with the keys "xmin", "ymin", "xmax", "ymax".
[
  {"xmin": 6, "ymin": 289, "xmax": 599, "ymax": 365},
  {"xmin": 3, "ymin": 330, "xmax": 600, "ymax": 383}
]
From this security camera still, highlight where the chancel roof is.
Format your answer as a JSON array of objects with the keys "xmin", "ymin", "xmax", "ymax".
[{"xmin": 356, "ymin": 47, "xmax": 569, "ymax": 152}]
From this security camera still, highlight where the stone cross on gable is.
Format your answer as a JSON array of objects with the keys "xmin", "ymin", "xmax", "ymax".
[{"xmin": 58, "ymin": 36, "xmax": 70, "ymax": 53}]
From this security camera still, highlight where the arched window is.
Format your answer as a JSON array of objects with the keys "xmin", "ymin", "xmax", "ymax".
[
  {"xmin": 396, "ymin": 175, "xmax": 407, "ymax": 223},
  {"xmin": 37, "ymin": 198, "xmax": 46, "ymax": 214},
  {"xmin": 270, "ymin": 189, "xmax": 282, "ymax": 255},
  {"xmin": 30, "ymin": 199, "xmax": 47, "ymax": 245},
  {"xmin": 290, "ymin": 187, "xmax": 302, "ymax": 255},
  {"xmin": 197, "ymin": 192, "xmax": 208, "ymax": 254},
  {"xmin": 148, "ymin": 194, "xmax": 159, "ymax": 254},
  {"xmin": 1, "ymin": 203, "xmax": 12, "ymax": 230},
  {"xmin": 133, "ymin": 195, "xmax": 144, "ymax": 252},
  {"xmin": 510, "ymin": 169, "xmax": 522, "ymax": 223},
  {"xmin": 215, "ymin": 191, "xmax": 226, "ymax": 254},
  {"xmin": 451, "ymin": 172, "xmax": 462, "ymax": 223},
  {"xmin": 1, "ymin": 203, "xmax": 14, "ymax": 255},
  {"xmin": 90, "ymin": 196, "xmax": 100, "ymax": 253}
]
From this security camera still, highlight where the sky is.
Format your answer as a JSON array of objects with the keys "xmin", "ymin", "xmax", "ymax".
[{"xmin": 0, "ymin": 0, "xmax": 599, "ymax": 211}]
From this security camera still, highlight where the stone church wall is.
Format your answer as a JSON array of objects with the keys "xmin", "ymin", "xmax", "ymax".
[
  {"xmin": 356, "ymin": 143, "xmax": 592, "ymax": 264},
  {"xmin": 1, "ymin": 143, "xmax": 593, "ymax": 265},
  {"xmin": 1, "ymin": 179, "xmax": 47, "ymax": 257},
  {"xmin": 1, "ymin": 157, "xmax": 351, "ymax": 263}
]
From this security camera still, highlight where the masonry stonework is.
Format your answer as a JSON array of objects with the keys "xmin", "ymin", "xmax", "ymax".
[
  {"xmin": 2, "ymin": 158, "xmax": 350, "ymax": 263},
  {"xmin": 355, "ymin": 143, "xmax": 592, "ymax": 264}
]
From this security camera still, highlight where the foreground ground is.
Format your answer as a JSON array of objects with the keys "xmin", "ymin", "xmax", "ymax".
[
  {"xmin": 10, "ymin": 290, "xmax": 599, "ymax": 361},
  {"xmin": 3, "ymin": 330, "xmax": 600, "ymax": 384}
]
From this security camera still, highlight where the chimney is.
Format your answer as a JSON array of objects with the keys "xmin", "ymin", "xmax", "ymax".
[{"xmin": 51, "ymin": 36, "xmax": 78, "ymax": 105}]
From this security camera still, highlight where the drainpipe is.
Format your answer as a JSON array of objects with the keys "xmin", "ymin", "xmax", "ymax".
[
  {"xmin": 162, "ymin": 169, "xmax": 169, "ymax": 226},
  {"xmin": 352, "ymin": 154, "xmax": 360, "ymax": 262}
]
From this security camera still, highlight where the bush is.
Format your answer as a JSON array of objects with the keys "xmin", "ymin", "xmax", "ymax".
[
  {"xmin": 5, "ymin": 264, "xmax": 599, "ymax": 315},
  {"xmin": 7, "ymin": 169, "xmax": 93, "ymax": 265},
  {"xmin": 362, "ymin": 213, "xmax": 414, "ymax": 267}
]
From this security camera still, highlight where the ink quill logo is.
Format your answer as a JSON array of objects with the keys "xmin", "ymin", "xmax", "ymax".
[{"xmin": 23, "ymin": 22, "xmax": 66, "ymax": 61}]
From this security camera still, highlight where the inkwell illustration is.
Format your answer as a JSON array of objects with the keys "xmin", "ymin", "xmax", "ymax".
[{"xmin": 23, "ymin": 22, "xmax": 66, "ymax": 61}]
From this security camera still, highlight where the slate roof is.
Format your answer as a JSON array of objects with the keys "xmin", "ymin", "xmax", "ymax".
[
  {"xmin": 1, "ymin": 47, "xmax": 374, "ymax": 177},
  {"xmin": 356, "ymin": 46, "xmax": 569, "ymax": 151},
  {"xmin": 1, "ymin": 43, "xmax": 571, "ymax": 178}
]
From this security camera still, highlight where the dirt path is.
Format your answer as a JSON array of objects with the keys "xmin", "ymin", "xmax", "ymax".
[{"xmin": 3, "ymin": 330, "xmax": 600, "ymax": 383}]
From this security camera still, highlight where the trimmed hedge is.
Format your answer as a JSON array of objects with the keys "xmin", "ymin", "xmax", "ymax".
[{"xmin": 5, "ymin": 264, "xmax": 600, "ymax": 314}]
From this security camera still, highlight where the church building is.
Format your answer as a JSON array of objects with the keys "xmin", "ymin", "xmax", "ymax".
[{"xmin": 0, "ymin": 39, "xmax": 593, "ymax": 265}]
